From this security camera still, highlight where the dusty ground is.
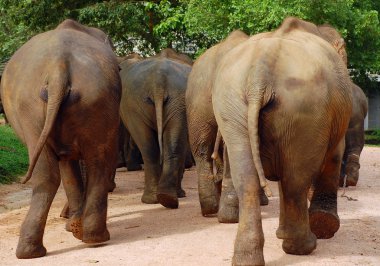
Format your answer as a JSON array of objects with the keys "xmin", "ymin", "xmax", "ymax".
[{"xmin": 0, "ymin": 147, "xmax": 379, "ymax": 265}]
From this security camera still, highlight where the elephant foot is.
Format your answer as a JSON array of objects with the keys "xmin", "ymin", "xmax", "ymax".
[
  {"xmin": 232, "ymin": 252, "xmax": 265, "ymax": 266},
  {"xmin": 16, "ymin": 241, "xmax": 47, "ymax": 259},
  {"xmin": 82, "ymin": 229, "xmax": 110, "ymax": 244},
  {"xmin": 276, "ymin": 225, "xmax": 286, "ymax": 239},
  {"xmin": 282, "ymin": 232, "xmax": 317, "ymax": 255},
  {"xmin": 339, "ymin": 173, "xmax": 359, "ymax": 187},
  {"xmin": 141, "ymin": 192, "xmax": 158, "ymax": 204},
  {"xmin": 218, "ymin": 189, "xmax": 239, "ymax": 223},
  {"xmin": 127, "ymin": 163, "xmax": 142, "ymax": 171},
  {"xmin": 177, "ymin": 188, "xmax": 186, "ymax": 198},
  {"xmin": 218, "ymin": 204, "xmax": 238, "ymax": 223},
  {"xmin": 69, "ymin": 217, "xmax": 83, "ymax": 240},
  {"xmin": 259, "ymin": 189, "xmax": 269, "ymax": 206},
  {"xmin": 60, "ymin": 202, "xmax": 70, "ymax": 219},
  {"xmin": 157, "ymin": 193, "xmax": 179, "ymax": 209},
  {"xmin": 65, "ymin": 220, "xmax": 72, "ymax": 232},
  {"xmin": 345, "ymin": 175, "xmax": 358, "ymax": 187},
  {"xmin": 200, "ymin": 195, "xmax": 219, "ymax": 217},
  {"xmin": 309, "ymin": 209, "xmax": 340, "ymax": 239}
]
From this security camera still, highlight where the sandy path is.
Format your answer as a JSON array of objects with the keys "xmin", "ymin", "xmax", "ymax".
[{"xmin": 0, "ymin": 147, "xmax": 379, "ymax": 265}]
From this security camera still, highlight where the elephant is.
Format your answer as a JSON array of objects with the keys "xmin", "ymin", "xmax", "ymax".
[
  {"xmin": 117, "ymin": 122, "xmax": 143, "ymax": 171},
  {"xmin": 211, "ymin": 17, "xmax": 352, "ymax": 265},
  {"xmin": 340, "ymin": 83, "xmax": 368, "ymax": 187},
  {"xmin": 186, "ymin": 30, "xmax": 269, "ymax": 221},
  {"xmin": 0, "ymin": 19, "xmax": 121, "ymax": 259},
  {"xmin": 119, "ymin": 49, "xmax": 192, "ymax": 209}
]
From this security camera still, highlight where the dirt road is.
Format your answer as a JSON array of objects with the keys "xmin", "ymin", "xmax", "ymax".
[{"xmin": 0, "ymin": 147, "xmax": 379, "ymax": 265}]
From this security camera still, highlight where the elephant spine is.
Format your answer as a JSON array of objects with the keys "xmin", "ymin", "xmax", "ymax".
[{"xmin": 21, "ymin": 59, "xmax": 70, "ymax": 184}]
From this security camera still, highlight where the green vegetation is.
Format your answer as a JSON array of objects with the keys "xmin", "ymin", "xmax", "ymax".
[
  {"xmin": 0, "ymin": 0, "xmax": 379, "ymax": 87},
  {"xmin": 365, "ymin": 129, "xmax": 380, "ymax": 145},
  {"xmin": 0, "ymin": 122, "xmax": 28, "ymax": 184}
]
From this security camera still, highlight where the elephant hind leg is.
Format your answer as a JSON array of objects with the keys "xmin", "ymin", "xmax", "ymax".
[
  {"xmin": 16, "ymin": 147, "xmax": 60, "ymax": 259},
  {"xmin": 191, "ymin": 128, "xmax": 221, "ymax": 216},
  {"xmin": 59, "ymin": 160, "xmax": 84, "ymax": 239},
  {"xmin": 225, "ymin": 139, "xmax": 265, "ymax": 265},
  {"xmin": 309, "ymin": 139, "xmax": 344, "ymax": 239},
  {"xmin": 277, "ymin": 150, "xmax": 319, "ymax": 255},
  {"xmin": 80, "ymin": 158, "xmax": 111, "ymax": 244},
  {"xmin": 218, "ymin": 146, "xmax": 238, "ymax": 223}
]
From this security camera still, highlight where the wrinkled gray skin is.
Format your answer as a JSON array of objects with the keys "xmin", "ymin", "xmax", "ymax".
[
  {"xmin": 117, "ymin": 122, "xmax": 143, "ymax": 171},
  {"xmin": 0, "ymin": 19, "xmax": 121, "ymax": 259},
  {"xmin": 117, "ymin": 121, "xmax": 194, "ymax": 170},
  {"xmin": 212, "ymin": 17, "xmax": 352, "ymax": 265},
  {"xmin": 120, "ymin": 49, "xmax": 192, "ymax": 209},
  {"xmin": 186, "ymin": 30, "xmax": 269, "ymax": 221},
  {"xmin": 340, "ymin": 83, "xmax": 368, "ymax": 187}
]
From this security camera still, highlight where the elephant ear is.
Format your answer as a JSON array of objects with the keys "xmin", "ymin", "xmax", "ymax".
[
  {"xmin": 331, "ymin": 38, "xmax": 347, "ymax": 66},
  {"xmin": 332, "ymin": 38, "xmax": 345, "ymax": 53}
]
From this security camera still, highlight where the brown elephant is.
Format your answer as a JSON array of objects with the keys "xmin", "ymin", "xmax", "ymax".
[
  {"xmin": 186, "ymin": 30, "xmax": 270, "ymax": 221},
  {"xmin": 211, "ymin": 17, "xmax": 352, "ymax": 265},
  {"xmin": 340, "ymin": 83, "xmax": 368, "ymax": 187},
  {"xmin": 0, "ymin": 19, "xmax": 121, "ymax": 259},
  {"xmin": 119, "ymin": 49, "xmax": 192, "ymax": 209}
]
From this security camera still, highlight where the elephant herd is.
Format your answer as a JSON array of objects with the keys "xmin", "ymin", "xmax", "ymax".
[{"xmin": 0, "ymin": 16, "xmax": 368, "ymax": 265}]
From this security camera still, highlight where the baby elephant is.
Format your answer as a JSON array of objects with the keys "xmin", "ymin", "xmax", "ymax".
[{"xmin": 0, "ymin": 19, "xmax": 121, "ymax": 258}]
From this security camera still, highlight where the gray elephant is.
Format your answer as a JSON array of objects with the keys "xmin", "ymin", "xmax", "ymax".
[
  {"xmin": 211, "ymin": 17, "xmax": 352, "ymax": 265},
  {"xmin": 340, "ymin": 83, "xmax": 368, "ymax": 187},
  {"xmin": 0, "ymin": 19, "xmax": 121, "ymax": 259},
  {"xmin": 117, "ymin": 122, "xmax": 143, "ymax": 171},
  {"xmin": 119, "ymin": 49, "xmax": 192, "ymax": 209},
  {"xmin": 186, "ymin": 30, "xmax": 270, "ymax": 221}
]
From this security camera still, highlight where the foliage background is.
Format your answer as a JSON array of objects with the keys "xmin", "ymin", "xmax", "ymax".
[
  {"xmin": 0, "ymin": 121, "xmax": 28, "ymax": 184},
  {"xmin": 0, "ymin": 0, "xmax": 380, "ymax": 88}
]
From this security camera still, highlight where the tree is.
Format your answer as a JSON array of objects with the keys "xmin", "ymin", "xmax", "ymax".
[{"xmin": 1, "ymin": 0, "xmax": 379, "ymax": 88}]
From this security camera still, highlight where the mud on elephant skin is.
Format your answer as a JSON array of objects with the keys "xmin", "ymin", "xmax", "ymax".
[
  {"xmin": 210, "ymin": 17, "xmax": 352, "ymax": 265},
  {"xmin": 340, "ymin": 83, "xmax": 368, "ymax": 187},
  {"xmin": 0, "ymin": 19, "xmax": 121, "ymax": 259},
  {"xmin": 119, "ymin": 49, "xmax": 192, "ymax": 209}
]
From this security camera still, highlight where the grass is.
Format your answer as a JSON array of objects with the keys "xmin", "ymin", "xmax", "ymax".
[
  {"xmin": 365, "ymin": 130, "xmax": 380, "ymax": 146},
  {"xmin": 0, "ymin": 120, "xmax": 28, "ymax": 184}
]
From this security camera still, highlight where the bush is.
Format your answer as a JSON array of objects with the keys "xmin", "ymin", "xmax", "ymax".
[
  {"xmin": 365, "ymin": 130, "xmax": 380, "ymax": 145},
  {"xmin": 0, "ymin": 124, "xmax": 28, "ymax": 184}
]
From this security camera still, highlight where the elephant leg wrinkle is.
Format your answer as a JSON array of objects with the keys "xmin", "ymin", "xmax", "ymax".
[{"xmin": 218, "ymin": 147, "xmax": 239, "ymax": 223}]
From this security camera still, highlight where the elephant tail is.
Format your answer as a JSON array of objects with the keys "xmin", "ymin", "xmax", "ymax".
[
  {"xmin": 211, "ymin": 129, "xmax": 222, "ymax": 177},
  {"xmin": 247, "ymin": 87, "xmax": 273, "ymax": 197},
  {"xmin": 21, "ymin": 62, "xmax": 70, "ymax": 184},
  {"xmin": 155, "ymin": 97, "xmax": 164, "ymax": 164}
]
